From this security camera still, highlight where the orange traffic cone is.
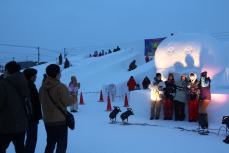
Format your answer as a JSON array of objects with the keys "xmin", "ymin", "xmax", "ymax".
[
  {"xmin": 80, "ymin": 92, "xmax": 85, "ymax": 105},
  {"xmin": 124, "ymin": 93, "xmax": 129, "ymax": 107},
  {"xmin": 99, "ymin": 90, "xmax": 104, "ymax": 102},
  {"xmin": 106, "ymin": 94, "xmax": 112, "ymax": 111}
]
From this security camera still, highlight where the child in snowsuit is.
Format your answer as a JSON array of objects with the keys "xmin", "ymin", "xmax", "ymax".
[
  {"xmin": 174, "ymin": 74, "xmax": 188, "ymax": 121},
  {"xmin": 68, "ymin": 76, "xmax": 80, "ymax": 112},
  {"xmin": 187, "ymin": 72, "xmax": 200, "ymax": 122},
  {"xmin": 163, "ymin": 73, "xmax": 176, "ymax": 120},
  {"xmin": 149, "ymin": 73, "xmax": 165, "ymax": 120}
]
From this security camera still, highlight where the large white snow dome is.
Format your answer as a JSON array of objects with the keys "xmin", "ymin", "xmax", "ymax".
[{"xmin": 155, "ymin": 33, "xmax": 225, "ymax": 80}]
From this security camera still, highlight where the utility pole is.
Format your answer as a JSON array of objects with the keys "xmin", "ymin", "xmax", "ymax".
[{"xmin": 37, "ymin": 46, "xmax": 40, "ymax": 64}]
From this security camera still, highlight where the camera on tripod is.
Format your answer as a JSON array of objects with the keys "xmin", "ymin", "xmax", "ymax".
[{"xmin": 222, "ymin": 116, "xmax": 229, "ymax": 129}]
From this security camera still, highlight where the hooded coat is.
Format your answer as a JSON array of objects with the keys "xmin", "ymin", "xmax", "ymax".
[
  {"xmin": 142, "ymin": 77, "xmax": 151, "ymax": 89},
  {"xmin": 39, "ymin": 77, "xmax": 71, "ymax": 125},
  {"xmin": 127, "ymin": 77, "xmax": 137, "ymax": 91}
]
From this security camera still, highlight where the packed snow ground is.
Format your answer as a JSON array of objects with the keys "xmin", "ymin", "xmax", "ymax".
[{"xmin": 7, "ymin": 47, "xmax": 229, "ymax": 153}]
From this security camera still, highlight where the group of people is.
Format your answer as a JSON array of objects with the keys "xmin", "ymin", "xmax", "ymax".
[
  {"xmin": 126, "ymin": 75, "xmax": 151, "ymax": 91},
  {"xmin": 0, "ymin": 61, "xmax": 79, "ymax": 153},
  {"xmin": 149, "ymin": 72, "xmax": 211, "ymax": 124},
  {"xmin": 127, "ymin": 71, "xmax": 211, "ymax": 126},
  {"xmin": 58, "ymin": 53, "xmax": 71, "ymax": 69},
  {"xmin": 89, "ymin": 46, "xmax": 121, "ymax": 57}
]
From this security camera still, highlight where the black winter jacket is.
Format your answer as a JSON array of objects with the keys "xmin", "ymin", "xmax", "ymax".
[
  {"xmin": 0, "ymin": 72, "xmax": 29, "ymax": 134},
  {"xmin": 27, "ymin": 80, "xmax": 42, "ymax": 123}
]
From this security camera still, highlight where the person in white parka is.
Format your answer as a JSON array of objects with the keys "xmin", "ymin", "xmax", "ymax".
[{"xmin": 68, "ymin": 76, "xmax": 80, "ymax": 112}]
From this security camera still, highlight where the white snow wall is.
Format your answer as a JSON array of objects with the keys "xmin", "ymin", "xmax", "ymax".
[{"xmin": 155, "ymin": 33, "xmax": 226, "ymax": 81}]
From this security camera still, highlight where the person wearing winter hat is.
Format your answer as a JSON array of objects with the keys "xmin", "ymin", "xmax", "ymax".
[
  {"xmin": 149, "ymin": 73, "xmax": 165, "ymax": 120},
  {"xmin": 39, "ymin": 64, "xmax": 72, "ymax": 153},
  {"xmin": 198, "ymin": 71, "xmax": 211, "ymax": 133},
  {"xmin": 23, "ymin": 68, "xmax": 42, "ymax": 153},
  {"xmin": 0, "ymin": 61, "xmax": 29, "ymax": 153},
  {"xmin": 163, "ymin": 73, "xmax": 176, "ymax": 120},
  {"xmin": 199, "ymin": 71, "xmax": 211, "ymax": 113},
  {"xmin": 142, "ymin": 76, "xmax": 151, "ymax": 89},
  {"xmin": 187, "ymin": 72, "xmax": 200, "ymax": 122},
  {"xmin": 174, "ymin": 74, "xmax": 188, "ymax": 121}
]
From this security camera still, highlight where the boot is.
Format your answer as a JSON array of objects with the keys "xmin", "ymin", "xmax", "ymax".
[{"xmin": 198, "ymin": 113, "xmax": 208, "ymax": 129}]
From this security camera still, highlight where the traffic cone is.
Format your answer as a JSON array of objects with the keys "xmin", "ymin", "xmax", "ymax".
[
  {"xmin": 99, "ymin": 90, "xmax": 104, "ymax": 102},
  {"xmin": 80, "ymin": 92, "xmax": 85, "ymax": 105},
  {"xmin": 124, "ymin": 93, "xmax": 129, "ymax": 107},
  {"xmin": 106, "ymin": 94, "xmax": 112, "ymax": 111}
]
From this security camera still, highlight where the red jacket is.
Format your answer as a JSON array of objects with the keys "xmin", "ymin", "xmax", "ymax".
[{"xmin": 127, "ymin": 78, "xmax": 137, "ymax": 91}]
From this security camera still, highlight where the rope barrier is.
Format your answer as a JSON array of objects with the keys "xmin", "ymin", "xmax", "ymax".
[{"xmin": 79, "ymin": 90, "xmax": 126, "ymax": 99}]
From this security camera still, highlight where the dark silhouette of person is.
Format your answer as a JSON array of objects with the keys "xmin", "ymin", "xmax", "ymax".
[
  {"xmin": 64, "ymin": 58, "xmax": 70, "ymax": 69},
  {"xmin": 59, "ymin": 53, "xmax": 63, "ymax": 65},
  {"xmin": 128, "ymin": 60, "xmax": 137, "ymax": 71},
  {"xmin": 142, "ymin": 76, "xmax": 151, "ymax": 89}
]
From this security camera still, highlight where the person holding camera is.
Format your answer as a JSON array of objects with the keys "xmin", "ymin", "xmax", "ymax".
[{"xmin": 199, "ymin": 71, "xmax": 211, "ymax": 113}]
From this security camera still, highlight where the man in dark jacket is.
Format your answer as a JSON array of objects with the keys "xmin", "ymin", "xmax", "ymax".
[
  {"xmin": 0, "ymin": 61, "xmax": 29, "ymax": 153},
  {"xmin": 142, "ymin": 76, "xmax": 151, "ymax": 89},
  {"xmin": 23, "ymin": 68, "xmax": 42, "ymax": 153}
]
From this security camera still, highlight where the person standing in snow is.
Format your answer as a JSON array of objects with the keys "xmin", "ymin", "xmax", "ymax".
[
  {"xmin": 163, "ymin": 73, "xmax": 176, "ymax": 120},
  {"xmin": 59, "ymin": 53, "xmax": 63, "ymax": 65},
  {"xmin": 198, "ymin": 71, "xmax": 211, "ymax": 130},
  {"xmin": 174, "ymin": 74, "xmax": 188, "ymax": 121},
  {"xmin": 199, "ymin": 71, "xmax": 211, "ymax": 113},
  {"xmin": 187, "ymin": 72, "xmax": 200, "ymax": 122},
  {"xmin": 68, "ymin": 76, "xmax": 80, "ymax": 112},
  {"xmin": 142, "ymin": 76, "xmax": 151, "ymax": 89},
  {"xmin": 145, "ymin": 55, "xmax": 150, "ymax": 63},
  {"xmin": 127, "ymin": 76, "xmax": 137, "ymax": 91},
  {"xmin": 39, "ymin": 64, "xmax": 72, "ymax": 153},
  {"xmin": 149, "ymin": 73, "xmax": 165, "ymax": 120},
  {"xmin": 64, "ymin": 58, "xmax": 70, "ymax": 69},
  {"xmin": 0, "ymin": 61, "xmax": 30, "ymax": 153},
  {"xmin": 23, "ymin": 68, "xmax": 42, "ymax": 153}
]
